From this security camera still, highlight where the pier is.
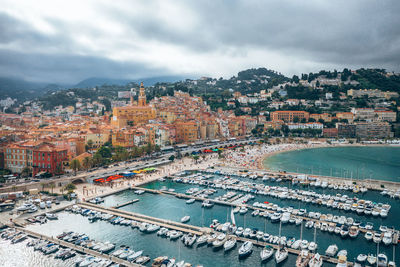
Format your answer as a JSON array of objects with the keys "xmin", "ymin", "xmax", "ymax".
[
  {"xmin": 80, "ymin": 202, "xmax": 206, "ymax": 235},
  {"xmin": 10, "ymin": 226, "xmax": 141, "ymax": 267},
  {"xmin": 79, "ymin": 200, "xmax": 350, "ymax": 266},
  {"xmin": 131, "ymin": 187, "xmax": 400, "ymax": 237},
  {"xmin": 112, "ymin": 199, "xmax": 139, "ymax": 209}
]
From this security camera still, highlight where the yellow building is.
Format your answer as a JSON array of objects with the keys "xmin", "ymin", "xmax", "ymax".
[
  {"xmin": 175, "ymin": 121, "xmax": 198, "ymax": 143},
  {"xmin": 85, "ymin": 128, "xmax": 111, "ymax": 148},
  {"xmin": 111, "ymin": 82, "xmax": 156, "ymax": 128}
]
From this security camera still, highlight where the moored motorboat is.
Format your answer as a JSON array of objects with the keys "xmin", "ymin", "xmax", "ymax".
[
  {"xmin": 325, "ymin": 244, "xmax": 338, "ymax": 257},
  {"xmin": 180, "ymin": 216, "xmax": 190, "ymax": 223},
  {"xmin": 260, "ymin": 245, "xmax": 274, "ymax": 261},
  {"xmin": 223, "ymin": 236, "xmax": 237, "ymax": 251},
  {"xmin": 275, "ymin": 247, "xmax": 288, "ymax": 264},
  {"xmin": 308, "ymin": 253, "xmax": 323, "ymax": 267},
  {"xmin": 238, "ymin": 241, "xmax": 253, "ymax": 258}
]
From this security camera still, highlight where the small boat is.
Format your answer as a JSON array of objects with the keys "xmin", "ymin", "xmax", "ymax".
[
  {"xmin": 45, "ymin": 213, "xmax": 58, "ymax": 220},
  {"xmin": 260, "ymin": 245, "xmax": 274, "ymax": 261},
  {"xmin": 336, "ymin": 255, "xmax": 348, "ymax": 267},
  {"xmin": 127, "ymin": 250, "xmax": 143, "ymax": 262},
  {"xmin": 367, "ymin": 254, "xmax": 377, "ymax": 265},
  {"xmin": 181, "ymin": 216, "xmax": 190, "ymax": 223},
  {"xmin": 356, "ymin": 254, "xmax": 367, "ymax": 262},
  {"xmin": 275, "ymin": 247, "xmax": 288, "ymax": 264},
  {"xmin": 377, "ymin": 254, "xmax": 388, "ymax": 267},
  {"xmin": 212, "ymin": 232, "xmax": 226, "ymax": 247},
  {"xmin": 135, "ymin": 255, "xmax": 150, "ymax": 264},
  {"xmin": 186, "ymin": 198, "xmax": 195, "ymax": 204},
  {"xmin": 308, "ymin": 253, "xmax": 323, "ymax": 267},
  {"xmin": 196, "ymin": 235, "xmax": 208, "ymax": 246},
  {"xmin": 325, "ymin": 244, "xmax": 338, "ymax": 257},
  {"xmin": 223, "ymin": 236, "xmax": 237, "ymax": 251},
  {"xmin": 238, "ymin": 241, "xmax": 253, "ymax": 258},
  {"xmin": 365, "ymin": 231, "xmax": 373, "ymax": 241}
]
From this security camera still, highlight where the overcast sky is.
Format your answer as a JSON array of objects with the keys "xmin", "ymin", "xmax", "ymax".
[{"xmin": 1, "ymin": 0, "xmax": 399, "ymax": 84}]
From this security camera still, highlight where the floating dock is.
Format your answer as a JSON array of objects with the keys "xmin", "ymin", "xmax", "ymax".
[
  {"xmin": 131, "ymin": 187, "xmax": 400, "ymax": 237},
  {"xmin": 113, "ymin": 199, "xmax": 139, "ymax": 209},
  {"xmin": 80, "ymin": 200, "xmax": 352, "ymax": 266},
  {"xmin": 10, "ymin": 226, "xmax": 141, "ymax": 267}
]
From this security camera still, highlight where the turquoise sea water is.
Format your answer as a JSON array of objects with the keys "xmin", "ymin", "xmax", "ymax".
[
  {"xmin": 3, "ymin": 169, "xmax": 399, "ymax": 266},
  {"xmin": 263, "ymin": 146, "xmax": 400, "ymax": 182}
]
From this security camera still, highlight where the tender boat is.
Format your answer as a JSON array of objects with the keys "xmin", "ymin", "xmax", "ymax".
[
  {"xmin": 181, "ymin": 216, "xmax": 190, "ymax": 223},
  {"xmin": 186, "ymin": 198, "xmax": 195, "ymax": 204}
]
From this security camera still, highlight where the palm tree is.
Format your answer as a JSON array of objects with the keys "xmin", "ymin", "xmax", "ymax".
[
  {"xmin": 40, "ymin": 182, "xmax": 47, "ymax": 192},
  {"xmin": 49, "ymin": 182, "xmax": 55, "ymax": 194}
]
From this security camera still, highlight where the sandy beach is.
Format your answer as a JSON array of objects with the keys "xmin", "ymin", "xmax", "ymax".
[{"xmin": 222, "ymin": 142, "xmax": 330, "ymax": 170}]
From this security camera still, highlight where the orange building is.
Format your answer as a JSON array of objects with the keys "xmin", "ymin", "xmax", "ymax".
[
  {"xmin": 175, "ymin": 121, "xmax": 198, "ymax": 143},
  {"xmin": 310, "ymin": 113, "xmax": 332, "ymax": 122},
  {"xmin": 336, "ymin": 112, "xmax": 354, "ymax": 123},
  {"xmin": 111, "ymin": 82, "xmax": 156, "ymax": 128},
  {"xmin": 271, "ymin": 111, "xmax": 310, "ymax": 122},
  {"xmin": 5, "ymin": 143, "xmax": 27, "ymax": 174}
]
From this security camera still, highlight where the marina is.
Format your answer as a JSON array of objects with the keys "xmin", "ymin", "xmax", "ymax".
[
  {"xmin": 1, "ymin": 146, "xmax": 400, "ymax": 267},
  {"xmin": 2, "ymin": 167, "xmax": 396, "ymax": 266}
]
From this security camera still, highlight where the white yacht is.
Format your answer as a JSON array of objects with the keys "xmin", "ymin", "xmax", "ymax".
[
  {"xmin": 275, "ymin": 247, "xmax": 288, "ymax": 264},
  {"xmin": 223, "ymin": 236, "xmax": 236, "ymax": 251},
  {"xmin": 377, "ymin": 254, "xmax": 388, "ymax": 267},
  {"xmin": 238, "ymin": 241, "xmax": 253, "ymax": 258},
  {"xmin": 260, "ymin": 245, "xmax": 274, "ymax": 261},
  {"xmin": 325, "ymin": 244, "xmax": 338, "ymax": 257}
]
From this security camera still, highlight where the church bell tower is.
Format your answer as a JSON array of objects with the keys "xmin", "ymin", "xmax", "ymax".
[{"xmin": 138, "ymin": 82, "xmax": 146, "ymax": 106}]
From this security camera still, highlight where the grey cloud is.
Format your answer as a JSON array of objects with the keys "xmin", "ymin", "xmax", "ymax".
[
  {"xmin": 0, "ymin": 49, "xmax": 169, "ymax": 84},
  {"xmin": 0, "ymin": 1, "xmax": 400, "ymax": 83}
]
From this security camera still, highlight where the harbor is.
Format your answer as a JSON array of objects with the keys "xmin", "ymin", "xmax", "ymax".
[{"xmin": 1, "ymin": 145, "xmax": 400, "ymax": 267}]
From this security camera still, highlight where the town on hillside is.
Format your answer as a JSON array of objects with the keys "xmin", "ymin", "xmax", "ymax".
[{"xmin": 0, "ymin": 68, "xmax": 400, "ymax": 181}]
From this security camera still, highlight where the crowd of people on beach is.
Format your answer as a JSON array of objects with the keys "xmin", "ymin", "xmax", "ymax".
[{"xmin": 223, "ymin": 143, "xmax": 325, "ymax": 169}]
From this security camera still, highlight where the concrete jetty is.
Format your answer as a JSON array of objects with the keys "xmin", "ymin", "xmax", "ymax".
[
  {"xmin": 78, "ymin": 201, "xmax": 350, "ymax": 266},
  {"xmin": 132, "ymin": 187, "xmax": 400, "ymax": 236},
  {"xmin": 112, "ymin": 199, "xmax": 139, "ymax": 209},
  {"xmin": 10, "ymin": 226, "xmax": 141, "ymax": 267}
]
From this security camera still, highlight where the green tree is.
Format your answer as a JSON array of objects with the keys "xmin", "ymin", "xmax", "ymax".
[
  {"xmin": 192, "ymin": 155, "xmax": 200, "ymax": 164},
  {"xmin": 49, "ymin": 182, "xmax": 55, "ymax": 194},
  {"xmin": 82, "ymin": 157, "xmax": 92, "ymax": 171},
  {"xmin": 97, "ymin": 146, "xmax": 112, "ymax": 158},
  {"xmin": 92, "ymin": 153, "xmax": 103, "ymax": 166},
  {"xmin": 70, "ymin": 159, "xmax": 81, "ymax": 176},
  {"xmin": 64, "ymin": 183, "xmax": 76, "ymax": 193},
  {"xmin": 86, "ymin": 140, "xmax": 94, "ymax": 151}
]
